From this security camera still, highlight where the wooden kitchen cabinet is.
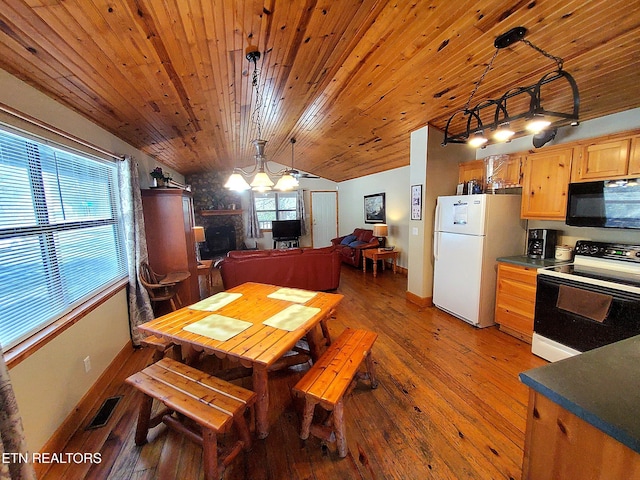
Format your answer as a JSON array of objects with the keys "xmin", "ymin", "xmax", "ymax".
[
  {"xmin": 458, "ymin": 159, "xmax": 485, "ymax": 185},
  {"xmin": 572, "ymin": 138, "xmax": 630, "ymax": 181},
  {"xmin": 521, "ymin": 148, "xmax": 572, "ymax": 220},
  {"xmin": 141, "ymin": 188, "xmax": 200, "ymax": 307},
  {"xmin": 629, "ymin": 135, "xmax": 640, "ymax": 175},
  {"xmin": 495, "ymin": 262, "xmax": 538, "ymax": 343}
]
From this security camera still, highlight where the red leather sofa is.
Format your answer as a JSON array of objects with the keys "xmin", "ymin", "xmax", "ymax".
[
  {"xmin": 219, "ymin": 246, "xmax": 341, "ymax": 291},
  {"xmin": 330, "ymin": 228, "xmax": 380, "ymax": 267}
]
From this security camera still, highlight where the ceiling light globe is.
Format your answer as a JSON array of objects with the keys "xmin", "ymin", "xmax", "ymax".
[
  {"xmin": 224, "ymin": 172, "xmax": 251, "ymax": 191},
  {"xmin": 275, "ymin": 173, "xmax": 298, "ymax": 191},
  {"xmin": 250, "ymin": 171, "xmax": 274, "ymax": 191}
]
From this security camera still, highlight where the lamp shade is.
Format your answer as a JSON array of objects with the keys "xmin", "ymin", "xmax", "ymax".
[
  {"xmin": 373, "ymin": 224, "xmax": 388, "ymax": 237},
  {"xmin": 193, "ymin": 226, "xmax": 205, "ymax": 243}
]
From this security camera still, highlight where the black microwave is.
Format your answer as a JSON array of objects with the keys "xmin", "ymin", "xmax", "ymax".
[{"xmin": 566, "ymin": 179, "xmax": 640, "ymax": 229}]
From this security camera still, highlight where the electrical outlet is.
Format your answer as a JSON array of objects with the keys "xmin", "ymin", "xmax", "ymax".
[{"xmin": 83, "ymin": 356, "xmax": 91, "ymax": 373}]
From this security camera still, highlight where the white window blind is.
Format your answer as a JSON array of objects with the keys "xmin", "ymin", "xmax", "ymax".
[{"xmin": 0, "ymin": 127, "xmax": 127, "ymax": 349}]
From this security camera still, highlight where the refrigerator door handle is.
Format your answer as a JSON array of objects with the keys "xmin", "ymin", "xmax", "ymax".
[
  {"xmin": 434, "ymin": 231, "xmax": 439, "ymax": 260},
  {"xmin": 434, "ymin": 203, "xmax": 441, "ymax": 232}
]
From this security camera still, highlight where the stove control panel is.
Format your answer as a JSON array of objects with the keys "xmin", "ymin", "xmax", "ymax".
[{"xmin": 574, "ymin": 240, "xmax": 640, "ymax": 262}]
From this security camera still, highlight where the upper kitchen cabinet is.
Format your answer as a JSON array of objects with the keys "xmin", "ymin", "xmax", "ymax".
[
  {"xmin": 458, "ymin": 160, "xmax": 485, "ymax": 185},
  {"xmin": 629, "ymin": 135, "xmax": 640, "ymax": 175},
  {"xmin": 521, "ymin": 148, "xmax": 573, "ymax": 220},
  {"xmin": 571, "ymin": 130, "xmax": 640, "ymax": 181},
  {"xmin": 495, "ymin": 154, "xmax": 522, "ymax": 187}
]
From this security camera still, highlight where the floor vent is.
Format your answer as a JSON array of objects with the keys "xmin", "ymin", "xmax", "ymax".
[{"xmin": 86, "ymin": 395, "xmax": 122, "ymax": 430}]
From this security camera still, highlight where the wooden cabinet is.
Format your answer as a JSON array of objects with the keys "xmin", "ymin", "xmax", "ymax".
[
  {"xmin": 499, "ymin": 155, "xmax": 522, "ymax": 187},
  {"xmin": 520, "ymin": 148, "xmax": 572, "ymax": 220},
  {"xmin": 572, "ymin": 139, "xmax": 630, "ymax": 181},
  {"xmin": 141, "ymin": 189, "xmax": 200, "ymax": 306},
  {"xmin": 495, "ymin": 262, "xmax": 537, "ymax": 343},
  {"xmin": 458, "ymin": 160, "xmax": 485, "ymax": 185},
  {"xmin": 629, "ymin": 135, "xmax": 640, "ymax": 175}
]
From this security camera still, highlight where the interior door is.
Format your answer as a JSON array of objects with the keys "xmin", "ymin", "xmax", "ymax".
[{"xmin": 310, "ymin": 191, "xmax": 338, "ymax": 247}]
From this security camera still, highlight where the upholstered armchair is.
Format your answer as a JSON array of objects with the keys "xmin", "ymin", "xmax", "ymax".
[{"xmin": 330, "ymin": 228, "xmax": 380, "ymax": 267}]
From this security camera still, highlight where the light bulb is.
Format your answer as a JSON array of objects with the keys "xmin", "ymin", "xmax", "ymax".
[{"xmin": 468, "ymin": 131, "xmax": 488, "ymax": 148}]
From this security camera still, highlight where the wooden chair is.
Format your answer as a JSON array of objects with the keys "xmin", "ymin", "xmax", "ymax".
[
  {"xmin": 125, "ymin": 358, "xmax": 255, "ymax": 480},
  {"xmin": 293, "ymin": 328, "xmax": 378, "ymax": 457},
  {"xmin": 139, "ymin": 262, "xmax": 182, "ymax": 312}
]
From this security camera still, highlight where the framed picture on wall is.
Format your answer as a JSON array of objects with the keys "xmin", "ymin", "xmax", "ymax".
[
  {"xmin": 364, "ymin": 192, "xmax": 386, "ymax": 223},
  {"xmin": 411, "ymin": 184, "xmax": 422, "ymax": 220}
]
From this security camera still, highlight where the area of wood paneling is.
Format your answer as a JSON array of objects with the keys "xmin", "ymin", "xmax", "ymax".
[{"xmin": 1, "ymin": 0, "xmax": 639, "ymax": 181}]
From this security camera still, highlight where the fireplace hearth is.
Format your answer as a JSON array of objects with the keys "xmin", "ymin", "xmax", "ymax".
[{"xmin": 203, "ymin": 225, "xmax": 236, "ymax": 258}]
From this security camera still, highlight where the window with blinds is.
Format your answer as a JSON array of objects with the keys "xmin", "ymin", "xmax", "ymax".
[
  {"xmin": 0, "ymin": 127, "xmax": 127, "ymax": 349},
  {"xmin": 254, "ymin": 192, "xmax": 298, "ymax": 230}
]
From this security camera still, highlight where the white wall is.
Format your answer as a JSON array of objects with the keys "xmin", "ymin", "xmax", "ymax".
[
  {"xmin": 0, "ymin": 68, "xmax": 175, "ymax": 452},
  {"xmin": 337, "ymin": 167, "xmax": 410, "ymax": 269}
]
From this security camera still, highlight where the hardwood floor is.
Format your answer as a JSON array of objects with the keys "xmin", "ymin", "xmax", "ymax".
[{"xmin": 40, "ymin": 265, "xmax": 547, "ymax": 480}]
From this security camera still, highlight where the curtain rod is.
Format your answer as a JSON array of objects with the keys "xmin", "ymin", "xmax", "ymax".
[{"xmin": 0, "ymin": 102, "xmax": 124, "ymax": 161}]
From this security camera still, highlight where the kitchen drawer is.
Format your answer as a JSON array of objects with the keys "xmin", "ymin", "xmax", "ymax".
[
  {"xmin": 495, "ymin": 308, "xmax": 533, "ymax": 344},
  {"xmin": 496, "ymin": 290, "xmax": 535, "ymax": 319},
  {"xmin": 495, "ymin": 262, "xmax": 538, "ymax": 344},
  {"xmin": 497, "ymin": 263, "xmax": 538, "ymax": 285},
  {"xmin": 497, "ymin": 277, "xmax": 537, "ymax": 304}
]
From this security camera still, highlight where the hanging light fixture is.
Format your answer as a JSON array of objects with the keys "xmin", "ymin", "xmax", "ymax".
[
  {"xmin": 225, "ymin": 48, "xmax": 299, "ymax": 192},
  {"xmin": 442, "ymin": 27, "xmax": 580, "ymax": 149},
  {"xmin": 274, "ymin": 138, "xmax": 300, "ymax": 191}
]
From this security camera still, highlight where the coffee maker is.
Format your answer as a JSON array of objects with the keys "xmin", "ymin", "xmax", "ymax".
[{"xmin": 527, "ymin": 229, "xmax": 557, "ymax": 259}]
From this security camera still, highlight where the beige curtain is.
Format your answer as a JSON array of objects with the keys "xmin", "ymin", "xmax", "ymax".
[
  {"xmin": 117, "ymin": 156, "xmax": 154, "ymax": 345},
  {"xmin": 0, "ymin": 348, "xmax": 36, "ymax": 480}
]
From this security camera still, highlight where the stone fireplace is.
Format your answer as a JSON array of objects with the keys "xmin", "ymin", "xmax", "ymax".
[{"xmin": 186, "ymin": 170, "xmax": 246, "ymax": 257}]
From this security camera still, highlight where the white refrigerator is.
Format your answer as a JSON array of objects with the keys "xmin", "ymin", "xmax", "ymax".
[{"xmin": 433, "ymin": 194, "xmax": 525, "ymax": 328}]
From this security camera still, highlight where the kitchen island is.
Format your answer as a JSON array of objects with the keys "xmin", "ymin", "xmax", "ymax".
[{"xmin": 519, "ymin": 335, "xmax": 640, "ymax": 479}]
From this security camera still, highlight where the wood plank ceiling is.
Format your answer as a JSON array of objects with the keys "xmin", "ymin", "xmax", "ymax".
[{"xmin": 0, "ymin": 0, "xmax": 639, "ymax": 182}]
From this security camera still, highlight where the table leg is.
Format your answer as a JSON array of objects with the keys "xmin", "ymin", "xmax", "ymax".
[
  {"xmin": 392, "ymin": 255, "xmax": 397, "ymax": 274},
  {"xmin": 253, "ymin": 365, "xmax": 269, "ymax": 439},
  {"xmin": 372, "ymin": 257, "xmax": 378, "ymax": 277},
  {"xmin": 362, "ymin": 256, "xmax": 367, "ymax": 273},
  {"xmin": 305, "ymin": 324, "xmax": 326, "ymax": 361}
]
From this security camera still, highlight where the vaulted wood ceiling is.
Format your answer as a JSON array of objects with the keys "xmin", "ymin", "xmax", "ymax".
[{"xmin": 1, "ymin": 0, "xmax": 639, "ymax": 182}]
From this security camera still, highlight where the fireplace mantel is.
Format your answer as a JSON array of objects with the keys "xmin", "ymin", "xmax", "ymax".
[{"xmin": 199, "ymin": 210, "xmax": 243, "ymax": 216}]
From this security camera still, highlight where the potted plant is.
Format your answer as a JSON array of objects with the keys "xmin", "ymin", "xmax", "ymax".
[{"xmin": 150, "ymin": 167, "xmax": 171, "ymax": 187}]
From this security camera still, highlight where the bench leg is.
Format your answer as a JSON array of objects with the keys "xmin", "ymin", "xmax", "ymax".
[
  {"xmin": 333, "ymin": 399, "xmax": 348, "ymax": 458},
  {"xmin": 365, "ymin": 352, "xmax": 379, "ymax": 389},
  {"xmin": 202, "ymin": 428, "xmax": 219, "ymax": 480},
  {"xmin": 300, "ymin": 399, "xmax": 317, "ymax": 440},
  {"xmin": 134, "ymin": 394, "xmax": 153, "ymax": 446},
  {"xmin": 233, "ymin": 408, "xmax": 253, "ymax": 452}
]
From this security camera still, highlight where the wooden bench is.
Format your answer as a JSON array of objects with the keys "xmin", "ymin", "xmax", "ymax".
[
  {"xmin": 125, "ymin": 358, "xmax": 256, "ymax": 480},
  {"xmin": 292, "ymin": 327, "xmax": 378, "ymax": 457}
]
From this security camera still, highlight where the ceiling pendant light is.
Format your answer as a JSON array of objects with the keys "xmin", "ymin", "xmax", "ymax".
[
  {"xmin": 225, "ymin": 48, "xmax": 300, "ymax": 192},
  {"xmin": 468, "ymin": 131, "xmax": 488, "ymax": 148},
  {"xmin": 443, "ymin": 26, "xmax": 579, "ymax": 149},
  {"xmin": 493, "ymin": 122, "xmax": 515, "ymax": 142},
  {"xmin": 275, "ymin": 138, "xmax": 300, "ymax": 191}
]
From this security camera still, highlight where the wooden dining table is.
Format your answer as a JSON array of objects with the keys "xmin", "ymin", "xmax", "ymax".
[{"xmin": 136, "ymin": 281, "xmax": 344, "ymax": 438}]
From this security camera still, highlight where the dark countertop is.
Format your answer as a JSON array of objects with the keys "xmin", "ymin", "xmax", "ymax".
[
  {"xmin": 519, "ymin": 335, "xmax": 640, "ymax": 454},
  {"xmin": 496, "ymin": 255, "xmax": 570, "ymax": 269}
]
